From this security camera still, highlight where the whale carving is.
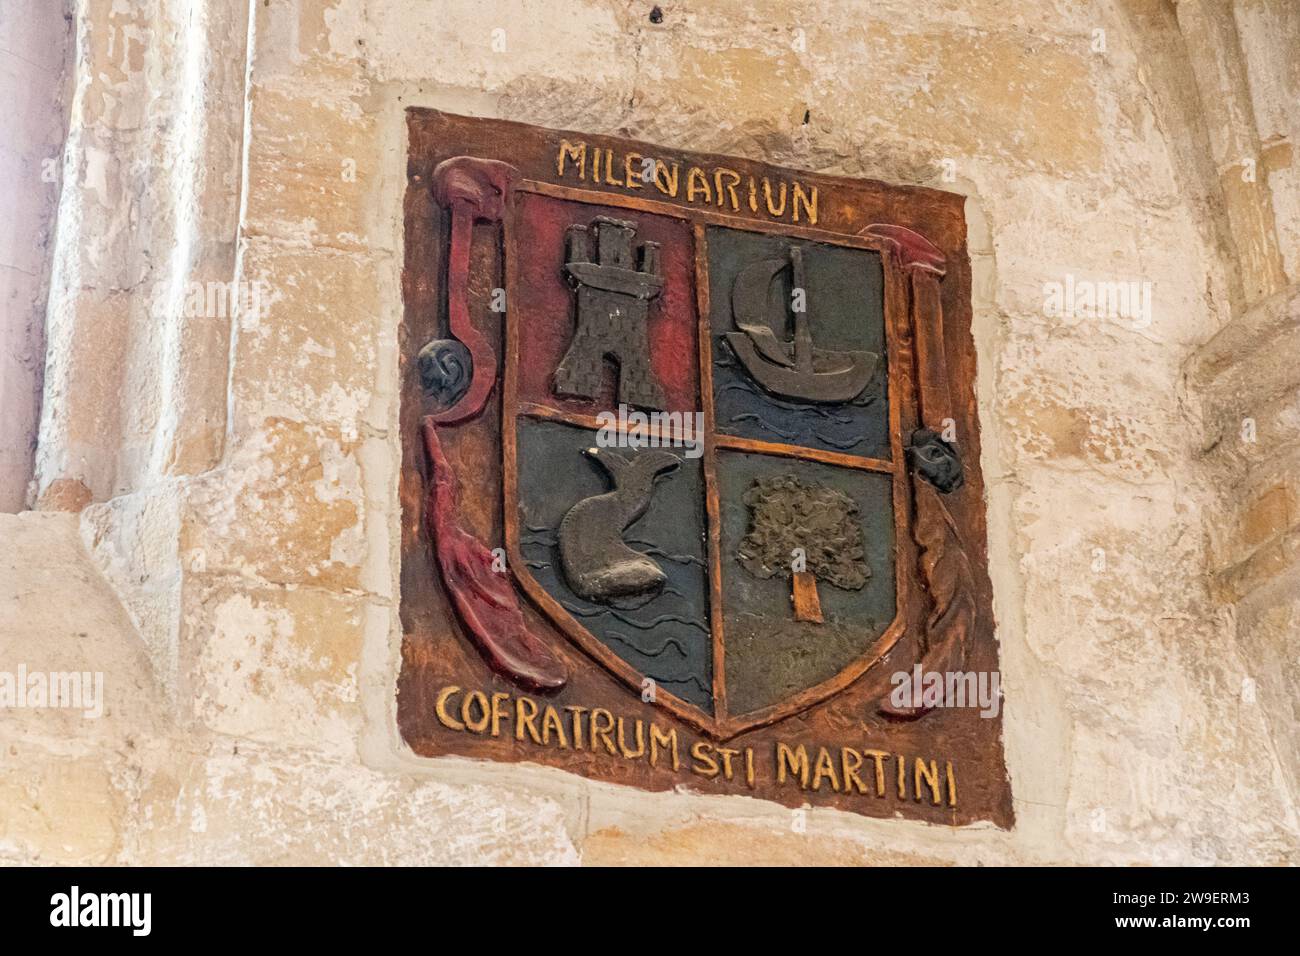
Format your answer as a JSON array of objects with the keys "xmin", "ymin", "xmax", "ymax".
[{"xmin": 558, "ymin": 447, "xmax": 681, "ymax": 602}]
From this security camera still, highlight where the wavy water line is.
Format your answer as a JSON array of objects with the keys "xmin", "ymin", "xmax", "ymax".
[
  {"xmin": 623, "ymin": 539, "xmax": 706, "ymax": 567},
  {"xmin": 560, "ymin": 600, "xmax": 708, "ymax": 635},
  {"xmin": 812, "ymin": 430, "xmax": 867, "ymax": 450},
  {"xmin": 654, "ymin": 674, "xmax": 712, "ymax": 695},
  {"xmin": 716, "ymin": 368, "xmax": 879, "ymax": 421},
  {"xmin": 728, "ymin": 412, "xmax": 799, "ymax": 440},
  {"xmin": 718, "ymin": 380, "xmax": 859, "ymax": 420},
  {"xmin": 620, "ymin": 611, "xmax": 709, "ymax": 632},
  {"xmin": 606, "ymin": 631, "xmax": 690, "ymax": 659}
]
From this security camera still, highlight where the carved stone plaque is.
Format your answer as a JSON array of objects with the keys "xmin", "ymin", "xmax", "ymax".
[{"xmin": 398, "ymin": 110, "xmax": 1012, "ymax": 826}]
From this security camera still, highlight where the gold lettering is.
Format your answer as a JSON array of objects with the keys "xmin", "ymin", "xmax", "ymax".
[
  {"xmin": 713, "ymin": 167, "xmax": 741, "ymax": 210},
  {"xmin": 461, "ymin": 691, "xmax": 490, "ymax": 733},
  {"xmin": 863, "ymin": 749, "xmax": 888, "ymax": 797},
  {"xmin": 616, "ymin": 717, "xmax": 646, "ymax": 759},
  {"xmin": 915, "ymin": 757, "xmax": 941, "ymax": 805},
  {"xmin": 590, "ymin": 708, "xmax": 617, "ymax": 755},
  {"xmin": 686, "ymin": 166, "xmax": 712, "ymax": 205},
  {"xmin": 649, "ymin": 724, "xmax": 679, "ymax": 770},
  {"xmin": 541, "ymin": 705, "xmax": 568, "ymax": 748},
  {"xmin": 435, "ymin": 686, "xmax": 464, "ymax": 731},
  {"xmin": 776, "ymin": 742, "xmax": 810, "ymax": 789},
  {"xmin": 558, "ymin": 143, "xmax": 819, "ymax": 226},
  {"xmin": 515, "ymin": 696, "xmax": 542, "ymax": 744},
  {"xmin": 653, "ymin": 160, "xmax": 679, "ymax": 197},
  {"xmin": 565, "ymin": 705, "xmax": 588, "ymax": 750},
  {"xmin": 439, "ymin": 687, "xmax": 960, "ymax": 813},
  {"xmin": 792, "ymin": 182, "xmax": 817, "ymax": 224},
  {"xmin": 691, "ymin": 741, "xmax": 719, "ymax": 777},
  {"xmin": 841, "ymin": 748, "xmax": 867, "ymax": 795},
  {"xmin": 489, "ymin": 692, "xmax": 510, "ymax": 737},
  {"xmin": 624, "ymin": 152, "xmax": 643, "ymax": 190},
  {"xmin": 717, "ymin": 746, "xmax": 739, "ymax": 780},
  {"xmin": 556, "ymin": 140, "xmax": 587, "ymax": 179},
  {"xmin": 811, "ymin": 746, "xmax": 840, "ymax": 792},
  {"xmin": 763, "ymin": 178, "xmax": 787, "ymax": 218}
]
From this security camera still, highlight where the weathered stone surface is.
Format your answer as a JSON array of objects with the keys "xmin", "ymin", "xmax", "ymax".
[
  {"xmin": 127, "ymin": 741, "xmax": 580, "ymax": 866},
  {"xmin": 0, "ymin": 2, "xmax": 70, "ymax": 512},
  {"xmin": 244, "ymin": 84, "xmax": 383, "ymax": 253},
  {"xmin": 231, "ymin": 242, "xmax": 384, "ymax": 434},
  {"xmin": 183, "ymin": 419, "xmax": 367, "ymax": 590},
  {"xmin": 0, "ymin": 512, "xmax": 165, "ymax": 737},
  {"xmin": 0, "ymin": 746, "xmax": 126, "ymax": 865},
  {"xmin": 190, "ymin": 585, "xmax": 370, "ymax": 757},
  {"xmin": 4, "ymin": 0, "xmax": 1298, "ymax": 865},
  {"xmin": 581, "ymin": 822, "xmax": 955, "ymax": 867}
]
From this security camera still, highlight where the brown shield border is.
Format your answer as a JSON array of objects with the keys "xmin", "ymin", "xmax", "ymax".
[{"xmin": 500, "ymin": 178, "xmax": 925, "ymax": 741}]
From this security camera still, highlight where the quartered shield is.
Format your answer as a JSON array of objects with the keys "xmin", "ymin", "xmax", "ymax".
[{"xmin": 501, "ymin": 189, "xmax": 921, "ymax": 739}]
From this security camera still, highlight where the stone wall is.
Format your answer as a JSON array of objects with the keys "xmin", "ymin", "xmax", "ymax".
[
  {"xmin": 2, "ymin": 0, "xmax": 1297, "ymax": 865},
  {"xmin": 0, "ymin": 2, "xmax": 71, "ymax": 511}
]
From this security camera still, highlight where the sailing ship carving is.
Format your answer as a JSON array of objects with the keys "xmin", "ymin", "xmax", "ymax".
[{"xmin": 724, "ymin": 245, "xmax": 877, "ymax": 404}]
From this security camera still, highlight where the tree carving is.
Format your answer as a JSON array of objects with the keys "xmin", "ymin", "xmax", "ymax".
[{"xmin": 737, "ymin": 474, "xmax": 869, "ymax": 623}]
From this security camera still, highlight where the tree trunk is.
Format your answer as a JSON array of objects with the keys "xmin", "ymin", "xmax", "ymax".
[{"xmin": 791, "ymin": 571, "xmax": 824, "ymax": 623}]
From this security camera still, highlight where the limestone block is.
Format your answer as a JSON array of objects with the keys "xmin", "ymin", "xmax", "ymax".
[
  {"xmin": 0, "ymin": 512, "xmax": 161, "ymax": 864},
  {"xmin": 1201, "ymin": 321, "xmax": 1300, "ymax": 427},
  {"xmin": 581, "ymin": 821, "xmax": 955, "ymax": 867},
  {"xmin": 231, "ymin": 242, "xmax": 384, "ymax": 436},
  {"xmin": 0, "ymin": 512, "xmax": 164, "ymax": 737},
  {"xmin": 1223, "ymin": 476, "xmax": 1299, "ymax": 567},
  {"xmin": 74, "ymin": 0, "xmax": 152, "ymax": 132},
  {"xmin": 0, "ymin": 746, "xmax": 125, "ymax": 865},
  {"xmin": 993, "ymin": 189, "xmax": 1213, "ymax": 348},
  {"xmin": 1193, "ymin": 284, "xmax": 1300, "ymax": 472},
  {"xmin": 995, "ymin": 333, "xmax": 1180, "ymax": 483},
  {"xmin": 36, "ymin": 288, "xmax": 133, "ymax": 501},
  {"xmin": 1064, "ymin": 717, "xmax": 1296, "ymax": 865},
  {"xmin": 80, "ymin": 489, "xmax": 185, "ymax": 699},
  {"xmin": 188, "ymin": 584, "xmax": 371, "ymax": 757},
  {"xmin": 1236, "ymin": 585, "xmax": 1300, "ymax": 800},
  {"xmin": 1213, "ymin": 521, "xmax": 1300, "ymax": 604},
  {"xmin": 349, "ymin": 0, "xmax": 630, "ymax": 89},
  {"xmin": 248, "ymin": 0, "xmax": 367, "ymax": 83},
  {"xmin": 243, "ymin": 82, "xmax": 382, "ymax": 252},
  {"xmin": 128, "ymin": 741, "xmax": 579, "ymax": 866},
  {"xmin": 182, "ymin": 419, "xmax": 366, "ymax": 590}
]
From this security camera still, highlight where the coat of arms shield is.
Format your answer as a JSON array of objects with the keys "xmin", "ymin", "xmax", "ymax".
[
  {"xmin": 504, "ymin": 201, "xmax": 918, "ymax": 738},
  {"xmin": 398, "ymin": 111, "xmax": 1010, "ymax": 826}
]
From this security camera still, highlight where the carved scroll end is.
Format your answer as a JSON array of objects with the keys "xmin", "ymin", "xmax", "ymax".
[
  {"xmin": 422, "ymin": 155, "xmax": 520, "ymax": 426},
  {"xmin": 907, "ymin": 427, "xmax": 965, "ymax": 494},
  {"xmin": 423, "ymin": 418, "xmax": 568, "ymax": 693},
  {"xmin": 430, "ymin": 155, "xmax": 519, "ymax": 221},
  {"xmin": 418, "ymin": 338, "xmax": 473, "ymax": 408},
  {"xmin": 862, "ymin": 223, "xmax": 946, "ymax": 277},
  {"xmin": 877, "ymin": 448, "xmax": 976, "ymax": 719}
]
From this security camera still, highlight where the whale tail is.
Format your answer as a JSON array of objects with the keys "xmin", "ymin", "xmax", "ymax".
[{"xmin": 585, "ymin": 448, "xmax": 679, "ymax": 512}]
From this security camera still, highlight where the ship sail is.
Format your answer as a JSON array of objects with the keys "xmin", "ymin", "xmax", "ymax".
[{"xmin": 724, "ymin": 245, "xmax": 877, "ymax": 404}]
